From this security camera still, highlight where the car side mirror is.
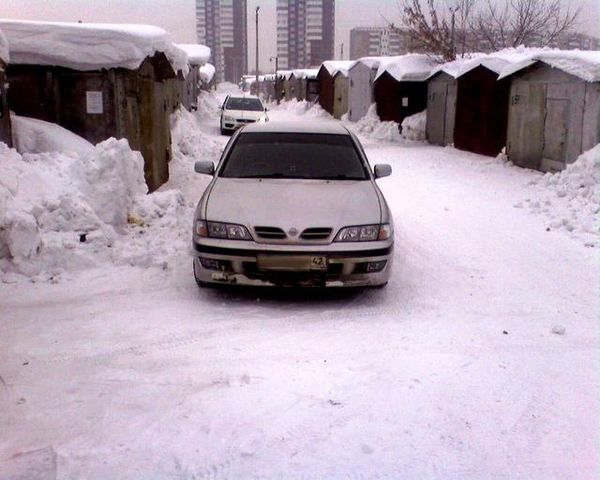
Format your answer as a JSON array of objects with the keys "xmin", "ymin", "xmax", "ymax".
[
  {"xmin": 374, "ymin": 164, "xmax": 392, "ymax": 179},
  {"xmin": 194, "ymin": 161, "xmax": 215, "ymax": 176}
]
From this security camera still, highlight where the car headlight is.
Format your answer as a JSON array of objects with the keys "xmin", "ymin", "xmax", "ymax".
[
  {"xmin": 334, "ymin": 224, "xmax": 392, "ymax": 242},
  {"xmin": 222, "ymin": 115, "xmax": 235, "ymax": 122},
  {"xmin": 256, "ymin": 116, "xmax": 266, "ymax": 123},
  {"xmin": 195, "ymin": 220, "xmax": 252, "ymax": 240}
]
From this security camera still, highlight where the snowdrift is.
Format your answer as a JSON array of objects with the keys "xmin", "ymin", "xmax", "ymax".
[{"xmin": 351, "ymin": 105, "xmax": 426, "ymax": 143}]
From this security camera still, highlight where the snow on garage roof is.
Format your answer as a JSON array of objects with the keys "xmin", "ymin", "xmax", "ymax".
[
  {"xmin": 498, "ymin": 50, "xmax": 600, "ymax": 82},
  {"xmin": 321, "ymin": 60, "xmax": 356, "ymax": 77},
  {"xmin": 175, "ymin": 43, "xmax": 211, "ymax": 66},
  {"xmin": 199, "ymin": 63, "xmax": 215, "ymax": 83},
  {"xmin": 0, "ymin": 27, "xmax": 8, "ymax": 63},
  {"xmin": 374, "ymin": 54, "xmax": 438, "ymax": 82},
  {"xmin": 351, "ymin": 56, "xmax": 389, "ymax": 70},
  {"xmin": 0, "ymin": 19, "xmax": 188, "ymax": 73},
  {"xmin": 292, "ymin": 69, "xmax": 318, "ymax": 79},
  {"xmin": 455, "ymin": 47, "xmax": 547, "ymax": 78}
]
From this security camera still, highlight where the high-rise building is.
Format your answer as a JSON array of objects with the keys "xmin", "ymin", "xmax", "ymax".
[
  {"xmin": 349, "ymin": 27, "xmax": 424, "ymax": 59},
  {"xmin": 196, "ymin": 0, "xmax": 247, "ymax": 83},
  {"xmin": 277, "ymin": 0, "xmax": 335, "ymax": 69}
]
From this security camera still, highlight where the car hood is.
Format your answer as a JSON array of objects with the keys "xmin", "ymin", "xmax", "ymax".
[
  {"xmin": 205, "ymin": 178, "xmax": 382, "ymax": 239},
  {"xmin": 223, "ymin": 109, "xmax": 265, "ymax": 119}
]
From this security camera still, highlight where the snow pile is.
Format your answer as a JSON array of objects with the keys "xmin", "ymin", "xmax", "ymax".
[
  {"xmin": 400, "ymin": 111, "xmax": 427, "ymax": 141},
  {"xmin": 195, "ymin": 89, "xmax": 221, "ymax": 117},
  {"xmin": 0, "ymin": 138, "xmax": 148, "ymax": 277},
  {"xmin": 199, "ymin": 63, "xmax": 215, "ymax": 84},
  {"xmin": 0, "ymin": 26, "xmax": 9, "ymax": 64},
  {"xmin": 269, "ymin": 99, "xmax": 330, "ymax": 119},
  {"xmin": 499, "ymin": 49, "xmax": 600, "ymax": 82},
  {"xmin": 375, "ymin": 54, "xmax": 438, "ymax": 82},
  {"xmin": 351, "ymin": 105, "xmax": 402, "ymax": 142},
  {"xmin": 11, "ymin": 114, "xmax": 94, "ymax": 156},
  {"xmin": 521, "ymin": 144, "xmax": 600, "ymax": 246},
  {"xmin": 0, "ymin": 19, "xmax": 188, "ymax": 74},
  {"xmin": 175, "ymin": 43, "xmax": 211, "ymax": 66}
]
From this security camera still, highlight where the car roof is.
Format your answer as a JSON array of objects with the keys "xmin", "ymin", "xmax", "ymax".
[
  {"xmin": 241, "ymin": 120, "xmax": 350, "ymax": 135},
  {"xmin": 226, "ymin": 94, "xmax": 260, "ymax": 100}
]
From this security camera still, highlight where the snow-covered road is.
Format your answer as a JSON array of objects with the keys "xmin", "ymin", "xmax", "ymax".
[{"xmin": 1, "ymin": 95, "xmax": 598, "ymax": 479}]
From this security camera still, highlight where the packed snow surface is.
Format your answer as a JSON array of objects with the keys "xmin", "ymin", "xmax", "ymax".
[
  {"xmin": 0, "ymin": 87, "xmax": 598, "ymax": 479},
  {"xmin": 0, "ymin": 19, "xmax": 188, "ymax": 73},
  {"xmin": 0, "ymin": 26, "xmax": 9, "ymax": 63},
  {"xmin": 11, "ymin": 114, "xmax": 94, "ymax": 156},
  {"xmin": 175, "ymin": 43, "xmax": 211, "ymax": 66}
]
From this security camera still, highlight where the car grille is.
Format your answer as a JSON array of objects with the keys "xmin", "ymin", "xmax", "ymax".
[
  {"xmin": 254, "ymin": 226, "xmax": 287, "ymax": 239},
  {"xmin": 300, "ymin": 228, "xmax": 333, "ymax": 241}
]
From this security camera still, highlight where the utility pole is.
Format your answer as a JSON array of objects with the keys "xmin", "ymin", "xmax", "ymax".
[
  {"xmin": 255, "ymin": 6, "xmax": 260, "ymax": 95},
  {"xmin": 270, "ymin": 56, "xmax": 280, "ymax": 105},
  {"xmin": 449, "ymin": 5, "xmax": 459, "ymax": 59},
  {"xmin": 340, "ymin": 42, "xmax": 344, "ymax": 60}
]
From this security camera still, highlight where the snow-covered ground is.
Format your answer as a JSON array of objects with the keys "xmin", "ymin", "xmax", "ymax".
[{"xmin": 1, "ymin": 88, "xmax": 598, "ymax": 479}]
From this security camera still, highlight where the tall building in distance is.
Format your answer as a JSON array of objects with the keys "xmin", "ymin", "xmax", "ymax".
[
  {"xmin": 349, "ymin": 27, "xmax": 424, "ymax": 59},
  {"xmin": 195, "ymin": 0, "xmax": 247, "ymax": 83},
  {"xmin": 277, "ymin": 0, "xmax": 335, "ymax": 69}
]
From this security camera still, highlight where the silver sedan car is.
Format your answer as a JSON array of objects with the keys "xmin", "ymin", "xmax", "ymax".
[{"xmin": 192, "ymin": 121, "xmax": 394, "ymax": 288}]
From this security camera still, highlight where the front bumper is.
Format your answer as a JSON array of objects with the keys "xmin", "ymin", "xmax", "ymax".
[
  {"xmin": 222, "ymin": 118, "xmax": 257, "ymax": 131},
  {"xmin": 192, "ymin": 241, "xmax": 393, "ymax": 287}
]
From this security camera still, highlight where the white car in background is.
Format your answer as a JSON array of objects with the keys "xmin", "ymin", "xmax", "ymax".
[{"xmin": 220, "ymin": 94, "xmax": 268, "ymax": 134}]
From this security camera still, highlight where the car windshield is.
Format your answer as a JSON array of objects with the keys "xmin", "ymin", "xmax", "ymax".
[
  {"xmin": 225, "ymin": 97, "xmax": 264, "ymax": 111},
  {"xmin": 220, "ymin": 132, "xmax": 369, "ymax": 180}
]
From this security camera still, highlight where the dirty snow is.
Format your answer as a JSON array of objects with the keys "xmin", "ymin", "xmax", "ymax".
[
  {"xmin": 0, "ymin": 19, "xmax": 188, "ymax": 73},
  {"xmin": 0, "ymin": 86, "xmax": 598, "ymax": 479}
]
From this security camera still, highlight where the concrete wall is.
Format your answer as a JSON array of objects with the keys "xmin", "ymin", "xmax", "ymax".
[
  {"xmin": 506, "ymin": 63, "xmax": 599, "ymax": 171},
  {"xmin": 347, "ymin": 62, "xmax": 375, "ymax": 122},
  {"xmin": 426, "ymin": 72, "xmax": 456, "ymax": 146}
]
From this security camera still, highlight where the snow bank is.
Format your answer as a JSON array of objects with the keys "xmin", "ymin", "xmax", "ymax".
[
  {"xmin": 520, "ymin": 144, "xmax": 600, "ymax": 246},
  {"xmin": 0, "ymin": 26, "xmax": 9, "ymax": 64},
  {"xmin": 0, "ymin": 138, "xmax": 148, "ymax": 277},
  {"xmin": 269, "ymin": 99, "xmax": 330, "ymax": 119},
  {"xmin": 351, "ymin": 105, "xmax": 427, "ymax": 143},
  {"xmin": 11, "ymin": 114, "xmax": 94, "ymax": 156},
  {"xmin": 175, "ymin": 43, "xmax": 211, "ymax": 66},
  {"xmin": 400, "ymin": 111, "xmax": 427, "ymax": 141},
  {"xmin": 321, "ymin": 60, "xmax": 355, "ymax": 77},
  {"xmin": 0, "ymin": 19, "xmax": 188, "ymax": 74}
]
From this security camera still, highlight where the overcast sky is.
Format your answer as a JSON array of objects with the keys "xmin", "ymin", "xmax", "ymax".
[{"xmin": 1, "ymin": 0, "xmax": 597, "ymax": 72}]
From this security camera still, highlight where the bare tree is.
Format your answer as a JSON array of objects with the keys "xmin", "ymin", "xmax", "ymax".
[
  {"xmin": 472, "ymin": 0, "xmax": 580, "ymax": 50},
  {"xmin": 393, "ymin": 0, "xmax": 580, "ymax": 61}
]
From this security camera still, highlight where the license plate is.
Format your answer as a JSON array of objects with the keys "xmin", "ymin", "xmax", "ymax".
[{"xmin": 257, "ymin": 255, "xmax": 328, "ymax": 271}]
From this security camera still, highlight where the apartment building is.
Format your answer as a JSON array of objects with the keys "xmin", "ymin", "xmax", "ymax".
[
  {"xmin": 277, "ymin": 0, "xmax": 335, "ymax": 69},
  {"xmin": 196, "ymin": 0, "xmax": 247, "ymax": 83}
]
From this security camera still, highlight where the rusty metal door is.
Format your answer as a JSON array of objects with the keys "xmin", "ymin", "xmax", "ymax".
[{"xmin": 542, "ymin": 98, "xmax": 569, "ymax": 169}]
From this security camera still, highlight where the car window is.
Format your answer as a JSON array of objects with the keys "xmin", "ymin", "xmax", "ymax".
[
  {"xmin": 225, "ymin": 97, "xmax": 264, "ymax": 111},
  {"xmin": 220, "ymin": 132, "xmax": 369, "ymax": 180}
]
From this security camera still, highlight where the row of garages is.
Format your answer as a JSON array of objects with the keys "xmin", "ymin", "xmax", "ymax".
[
  {"xmin": 0, "ymin": 20, "xmax": 215, "ymax": 191},
  {"xmin": 252, "ymin": 51, "xmax": 600, "ymax": 172}
]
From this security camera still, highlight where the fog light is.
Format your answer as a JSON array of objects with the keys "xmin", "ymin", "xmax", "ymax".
[
  {"xmin": 366, "ymin": 260, "xmax": 387, "ymax": 273},
  {"xmin": 200, "ymin": 257, "xmax": 222, "ymax": 270}
]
